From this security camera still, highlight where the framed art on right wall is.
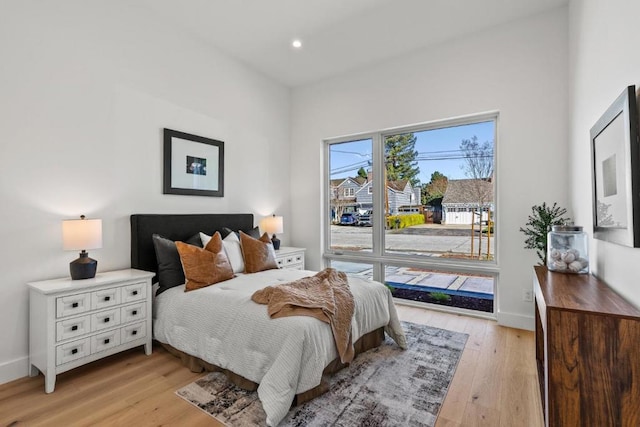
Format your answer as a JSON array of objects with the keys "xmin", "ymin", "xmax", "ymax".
[{"xmin": 591, "ymin": 85, "xmax": 640, "ymax": 247}]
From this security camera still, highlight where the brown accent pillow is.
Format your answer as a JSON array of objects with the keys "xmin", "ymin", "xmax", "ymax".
[
  {"xmin": 240, "ymin": 231, "xmax": 278, "ymax": 273},
  {"xmin": 176, "ymin": 231, "xmax": 234, "ymax": 291}
]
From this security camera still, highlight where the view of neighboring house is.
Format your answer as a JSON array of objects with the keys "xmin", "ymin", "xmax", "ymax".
[
  {"xmin": 330, "ymin": 175, "xmax": 420, "ymax": 220},
  {"xmin": 442, "ymin": 179, "xmax": 494, "ymax": 225}
]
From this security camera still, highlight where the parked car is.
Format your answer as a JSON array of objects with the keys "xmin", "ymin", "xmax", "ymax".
[
  {"xmin": 358, "ymin": 210, "xmax": 373, "ymax": 226},
  {"xmin": 339, "ymin": 212, "xmax": 359, "ymax": 226}
]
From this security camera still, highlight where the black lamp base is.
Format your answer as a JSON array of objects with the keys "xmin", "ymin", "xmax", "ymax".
[
  {"xmin": 271, "ymin": 234, "xmax": 281, "ymax": 250},
  {"xmin": 70, "ymin": 251, "xmax": 98, "ymax": 280}
]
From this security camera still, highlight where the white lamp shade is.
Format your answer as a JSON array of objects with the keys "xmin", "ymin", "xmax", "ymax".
[
  {"xmin": 62, "ymin": 218, "xmax": 103, "ymax": 250},
  {"xmin": 260, "ymin": 215, "xmax": 283, "ymax": 235}
]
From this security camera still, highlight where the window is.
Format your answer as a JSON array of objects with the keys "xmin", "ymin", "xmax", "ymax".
[
  {"xmin": 328, "ymin": 138, "xmax": 373, "ymax": 251},
  {"xmin": 325, "ymin": 113, "xmax": 497, "ymax": 314}
]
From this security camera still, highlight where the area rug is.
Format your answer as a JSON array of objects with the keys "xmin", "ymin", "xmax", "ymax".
[{"xmin": 176, "ymin": 321, "xmax": 468, "ymax": 426}]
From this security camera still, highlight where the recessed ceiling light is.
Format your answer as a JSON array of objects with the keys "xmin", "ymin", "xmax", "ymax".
[{"xmin": 292, "ymin": 39, "xmax": 302, "ymax": 49}]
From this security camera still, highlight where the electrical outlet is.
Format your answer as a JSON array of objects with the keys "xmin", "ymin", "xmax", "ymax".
[{"xmin": 522, "ymin": 289, "xmax": 533, "ymax": 302}]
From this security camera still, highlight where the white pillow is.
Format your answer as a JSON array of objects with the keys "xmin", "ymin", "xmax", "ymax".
[{"xmin": 200, "ymin": 232, "xmax": 244, "ymax": 274}]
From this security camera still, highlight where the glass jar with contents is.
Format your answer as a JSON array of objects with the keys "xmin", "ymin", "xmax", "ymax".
[{"xmin": 547, "ymin": 225, "xmax": 589, "ymax": 274}]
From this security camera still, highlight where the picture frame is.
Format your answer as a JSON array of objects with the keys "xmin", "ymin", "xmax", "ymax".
[
  {"xmin": 163, "ymin": 128, "xmax": 224, "ymax": 197},
  {"xmin": 591, "ymin": 85, "xmax": 640, "ymax": 247}
]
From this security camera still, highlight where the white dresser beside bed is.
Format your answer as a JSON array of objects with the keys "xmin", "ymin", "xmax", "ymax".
[
  {"xmin": 27, "ymin": 269, "xmax": 154, "ymax": 393},
  {"xmin": 275, "ymin": 246, "xmax": 305, "ymax": 270}
]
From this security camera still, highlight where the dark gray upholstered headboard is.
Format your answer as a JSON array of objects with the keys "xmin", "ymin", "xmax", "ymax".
[{"xmin": 130, "ymin": 213, "xmax": 254, "ymax": 278}]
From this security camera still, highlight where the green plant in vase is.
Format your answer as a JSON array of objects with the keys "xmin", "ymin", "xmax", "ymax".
[{"xmin": 519, "ymin": 202, "xmax": 571, "ymax": 265}]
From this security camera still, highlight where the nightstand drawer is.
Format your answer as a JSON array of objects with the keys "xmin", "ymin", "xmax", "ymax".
[
  {"xmin": 121, "ymin": 303, "xmax": 145, "ymax": 324},
  {"xmin": 275, "ymin": 247, "xmax": 306, "ymax": 270},
  {"xmin": 121, "ymin": 322, "xmax": 146, "ymax": 344},
  {"xmin": 121, "ymin": 282, "xmax": 146, "ymax": 303},
  {"xmin": 56, "ymin": 338, "xmax": 90, "ymax": 365},
  {"xmin": 56, "ymin": 293, "xmax": 91, "ymax": 318},
  {"xmin": 91, "ymin": 308, "xmax": 121, "ymax": 332},
  {"xmin": 278, "ymin": 256, "xmax": 302, "ymax": 267},
  {"xmin": 91, "ymin": 288, "xmax": 121, "ymax": 310},
  {"xmin": 91, "ymin": 329, "xmax": 121, "ymax": 354},
  {"xmin": 56, "ymin": 315, "xmax": 90, "ymax": 342}
]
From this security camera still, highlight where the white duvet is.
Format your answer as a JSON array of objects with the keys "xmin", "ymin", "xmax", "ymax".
[{"xmin": 153, "ymin": 268, "xmax": 407, "ymax": 426}]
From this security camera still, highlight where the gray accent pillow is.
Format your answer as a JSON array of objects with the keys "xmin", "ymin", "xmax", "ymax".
[{"xmin": 152, "ymin": 233, "xmax": 202, "ymax": 296}]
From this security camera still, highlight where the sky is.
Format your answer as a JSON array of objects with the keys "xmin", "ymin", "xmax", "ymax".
[{"xmin": 330, "ymin": 121, "xmax": 495, "ymax": 184}]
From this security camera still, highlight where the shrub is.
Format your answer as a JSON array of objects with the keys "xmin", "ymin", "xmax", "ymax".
[
  {"xmin": 386, "ymin": 213, "xmax": 425, "ymax": 229},
  {"xmin": 429, "ymin": 291, "xmax": 451, "ymax": 302}
]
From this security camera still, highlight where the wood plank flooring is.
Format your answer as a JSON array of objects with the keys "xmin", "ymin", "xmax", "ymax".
[{"xmin": 0, "ymin": 305, "xmax": 543, "ymax": 426}]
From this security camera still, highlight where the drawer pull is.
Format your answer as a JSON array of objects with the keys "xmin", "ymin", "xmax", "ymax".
[
  {"xmin": 104, "ymin": 338, "xmax": 110, "ymax": 344},
  {"xmin": 71, "ymin": 325, "xmax": 78, "ymax": 331},
  {"xmin": 132, "ymin": 310, "xmax": 138, "ymax": 316},
  {"xmin": 133, "ymin": 290, "xmax": 138, "ymax": 296},
  {"xmin": 132, "ymin": 330, "xmax": 138, "ymax": 336},
  {"xmin": 71, "ymin": 348, "xmax": 78, "ymax": 355},
  {"xmin": 104, "ymin": 296, "xmax": 111, "ymax": 302},
  {"xmin": 72, "ymin": 302, "xmax": 79, "ymax": 308},
  {"xmin": 104, "ymin": 317, "xmax": 110, "ymax": 323}
]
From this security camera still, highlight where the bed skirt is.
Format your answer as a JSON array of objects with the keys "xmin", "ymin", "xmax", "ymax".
[{"xmin": 160, "ymin": 326, "xmax": 385, "ymax": 405}]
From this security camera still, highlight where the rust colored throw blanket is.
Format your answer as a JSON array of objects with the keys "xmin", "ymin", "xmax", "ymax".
[{"xmin": 252, "ymin": 268, "xmax": 355, "ymax": 363}]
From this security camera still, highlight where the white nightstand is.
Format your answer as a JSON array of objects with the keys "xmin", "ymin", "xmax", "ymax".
[
  {"xmin": 275, "ymin": 247, "xmax": 306, "ymax": 270},
  {"xmin": 27, "ymin": 268, "xmax": 154, "ymax": 393}
]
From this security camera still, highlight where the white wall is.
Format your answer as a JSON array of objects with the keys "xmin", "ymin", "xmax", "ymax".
[
  {"xmin": 568, "ymin": 0, "xmax": 640, "ymax": 307},
  {"xmin": 0, "ymin": 1, "xmax": 291, "ymax": 384},
  {"xmin": 290, "ymin": 8, "xmax": 570, "ymax": 330}
]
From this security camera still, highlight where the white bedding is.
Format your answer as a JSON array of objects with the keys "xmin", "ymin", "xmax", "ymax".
[{"xmin": 153, "ymin": 268, "xmax": 407, "ymax": 426}]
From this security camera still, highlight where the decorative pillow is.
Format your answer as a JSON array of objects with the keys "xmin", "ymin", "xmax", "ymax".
[
  {"xmin": 184, "ymin": 233, "xmax": 203, "ymax": 247},
  {"xmin": 152, "ymin": 233, "xmax": 203, "ymax": 296},
  {"xmin": 152, "ymin": 234, "xmax": 185, "ymax": 295},
  {"xmin": 240, "ymin": 231, "xmax": 278, "ymax": 273},
  {"xmin": 176, "ymin": 232, "xmax": 234, "ymax": 292},
  {"xmin": 201, "ymin": 231, "xmax": 244, "ymax": 274},
  {"xmin": 221, "ymin": 226, "xmax": 260, "ymax": 240}
]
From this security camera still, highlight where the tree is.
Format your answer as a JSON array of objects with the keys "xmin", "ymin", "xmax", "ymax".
[
  {"xmin": 385, "ymin": 133, "xmax": 420, "ymax": 186},
  {"xmin": 460, "ymin": 135, "xmax": 493, "ymax": 180},
  {"xmin": 330, "ymin": 186, "xmax": 351, "ymax": 223},
  {"xmin": 357, "ymin": 167, "xmax": 368, "ymax": 180},
  {"xmin": 423, "ymin": 171, "xmax": 448, "ymax": 204},
  {"xmin": 460, "ymin": 136, "xmax": 494, "ymax": 259}
]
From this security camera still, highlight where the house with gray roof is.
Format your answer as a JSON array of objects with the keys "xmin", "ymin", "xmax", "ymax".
[
  {"xmin": 442, "ymin": 179, "xmax": 493, "ymax": 225},
  {"xmin": 356, "ymin": 179, "xmax": 419, "ymax": 215}
]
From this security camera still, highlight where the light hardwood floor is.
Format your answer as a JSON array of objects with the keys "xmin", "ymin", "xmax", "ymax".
[{"xmin": 0, "ymin": 305, "xmax": 543, "ymax": 426}]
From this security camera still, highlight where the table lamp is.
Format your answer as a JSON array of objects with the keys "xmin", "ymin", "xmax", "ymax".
[
  {"xmin": 260, "ymin": 215, "xmax": 283, "ymax": 250},
  {"xmin": 63, "ymin": 215, "xmax": 103, "ymax": 280}
]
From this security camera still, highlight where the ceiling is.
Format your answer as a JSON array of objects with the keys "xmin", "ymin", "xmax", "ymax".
[{"xmin": 140, "ymin": 0, "xmax": 568, "ymax": 87}]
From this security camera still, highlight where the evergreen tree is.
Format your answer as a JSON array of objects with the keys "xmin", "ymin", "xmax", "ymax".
[
  {"xmin": 384, "ymin": 133, "xmax": 420, "ymax": 186},
  {"xmin": 422, "ymin": 171, "xmax": 448, "ymax": 204},
  {"xmin": 357, "ymin": 167, "xmax": 368, "ymax": 180}
]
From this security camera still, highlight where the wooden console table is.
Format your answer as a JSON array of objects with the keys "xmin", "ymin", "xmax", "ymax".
[{"xmin": 534, "ymin": 266, "xmax": 640, "ymax": 427}]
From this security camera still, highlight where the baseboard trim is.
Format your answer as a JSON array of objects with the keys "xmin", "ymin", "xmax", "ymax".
[
  {"xmin": 0, "ymin": 356, "xmax": 29, "ymax": 386},
  {"xmin": 497, "ymin": 311, "xmax": 534, "ymax": 331}
]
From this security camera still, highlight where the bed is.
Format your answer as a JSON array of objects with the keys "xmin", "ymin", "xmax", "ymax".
[{"xmin": 130, "ymin": 213, "xmax": 406, "ymax": 426}]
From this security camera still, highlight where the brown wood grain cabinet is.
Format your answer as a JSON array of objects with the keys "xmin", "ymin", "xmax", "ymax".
[{"xmin": 533, "ymin": 266, "xmax": 640, "ymax": 427}]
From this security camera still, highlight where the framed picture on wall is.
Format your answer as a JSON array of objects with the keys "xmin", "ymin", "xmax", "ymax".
[
  {"xmin": 590, "ymin": 85, "xmax": 640, "ymax": 247},
  {"xmin": 163, "ymin": 128, "xmax": 224, "ymax": 197}
]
